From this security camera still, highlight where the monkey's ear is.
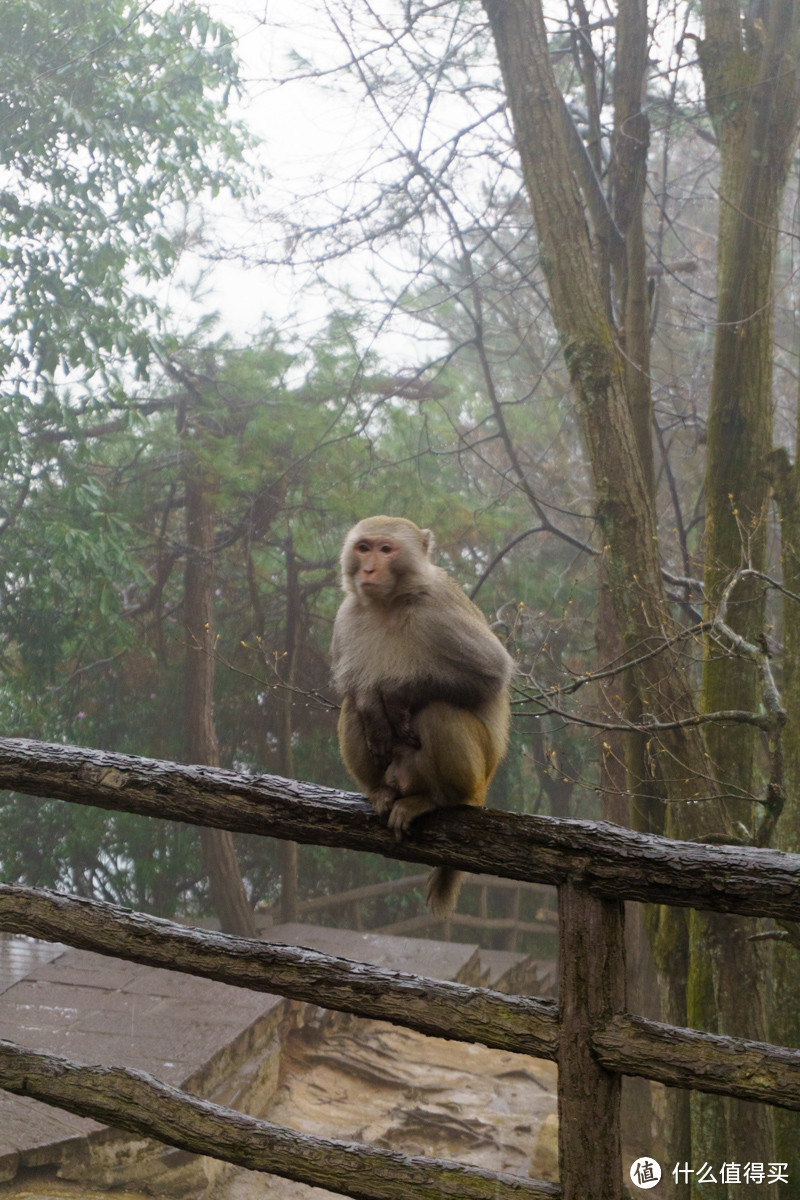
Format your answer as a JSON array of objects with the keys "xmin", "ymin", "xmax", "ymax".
[{"xmin": 420, "ymin": 528, "xmax": 435, "ymax": 558}]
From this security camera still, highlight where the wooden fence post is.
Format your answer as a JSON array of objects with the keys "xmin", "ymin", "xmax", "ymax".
[{"xmin": 558, "ymin": 881, "xmax": 625, "ymax": 1199}]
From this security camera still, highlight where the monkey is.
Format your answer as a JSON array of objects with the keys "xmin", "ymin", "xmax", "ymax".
[{"xmin": 331, "ymin": 516, "xmax": 514, "ymax": 918}]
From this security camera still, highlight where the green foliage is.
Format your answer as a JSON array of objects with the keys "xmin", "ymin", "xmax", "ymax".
[
  {"xmin": 0, "ymin": 0, "xmax": 258, "ymax": 912},
  {"xmin": 0, "ymin": 1, "xmax": 253, "ymax": 737},
  {"xmin": 0, "ymin": 2, "xmax": 600, "ymax": 909},
  {"xmin": 0, "ymin": 0, "xmax": 248, "ymax": 386},
  {"xmin": 0, "ymin": 791, "xmax": 203, "ymax": 914},
  {"xmin": 0, "ymin": 307, "xmax": 589, "ymax": 910}
]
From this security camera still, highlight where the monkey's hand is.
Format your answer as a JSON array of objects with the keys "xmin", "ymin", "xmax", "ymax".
[
  {"xmin": 369, "ymin": 783, "xmax": 397, "ymax": 819},
  {"xmin": 387, "ymin": 794, "xmax": 436, "ymax": 839},
  {"xmin": 380, "ymin": 692, "xmax": 421, "ymax": 749},
  {"xmin": 357, "ymin": 702, "xmax": 396, "ymax": 768}
]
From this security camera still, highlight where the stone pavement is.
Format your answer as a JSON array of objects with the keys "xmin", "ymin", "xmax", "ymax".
[{"xmin": 0, "ymin": 931, "xmax": 284, "ymax": 1182}]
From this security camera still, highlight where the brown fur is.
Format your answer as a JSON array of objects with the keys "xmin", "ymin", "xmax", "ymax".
[{"xmin": 331, "ymin": 516, "xmax": 514, "ymax": 918}]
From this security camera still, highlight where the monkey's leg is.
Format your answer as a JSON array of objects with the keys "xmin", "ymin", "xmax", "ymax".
[
  {"xmin": 383, "ymin": 769, "xmax": 468, "ymax": 918},
  {"xmin": 337, "ymin": 699, "xmax": 399, "ymax": 817},
  {"xmin": 385, "ymin": 702, "xmax": 493, "ymax": 832},
  {"xmin": 383, "ymin": 702, "xmax": 496, "ymax": 918}
]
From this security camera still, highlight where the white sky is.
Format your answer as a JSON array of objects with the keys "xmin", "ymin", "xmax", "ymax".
[
  {"xmin": 171, "ymin": 1, "xmax": 400, "ymax": 351},
  {"xmin": 169, "ymin": 0, "xmax": 503, "ymax": 371}
]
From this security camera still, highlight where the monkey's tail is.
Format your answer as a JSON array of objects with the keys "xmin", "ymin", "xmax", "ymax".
[{"xmin": 426, "ymin": 867, "xmax": 465, "ymax": 919}]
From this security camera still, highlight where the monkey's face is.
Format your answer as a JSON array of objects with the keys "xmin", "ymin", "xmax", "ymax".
[
  {"xmin": 348, "ymin": 534, "xmax": 402, "ymax": 600},
  {"xmin": 341, "ymin": 517, "xmax": 434, "ymax": 602}
]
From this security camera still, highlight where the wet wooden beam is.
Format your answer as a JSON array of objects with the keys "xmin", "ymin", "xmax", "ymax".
[
  {"xmin": 0, "ymin": 1039, "xmax": 560, "ymax": 1200},
  {"xmin": 1, "ymin": 737, "xmax": 800, "ymax": 920}
]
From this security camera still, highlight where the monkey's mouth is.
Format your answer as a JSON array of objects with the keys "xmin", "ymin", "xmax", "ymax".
[{"xmin": 357, "ymin": 580, "xmax": 391, "ymax": 601}]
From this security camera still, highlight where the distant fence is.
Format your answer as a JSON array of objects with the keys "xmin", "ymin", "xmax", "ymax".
[
  {"xmin": 0, "ymin": 736, "xmax": 800, "ymax": 1200},
  {"xmin": 258, "ymin": 872, "xmax": 558, "ymax": 948}
]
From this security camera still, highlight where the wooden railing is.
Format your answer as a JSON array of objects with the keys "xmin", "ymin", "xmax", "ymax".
[
  {"xmin": 0, "ymin": 736, "xmax": 800, "ymax": 1200},
  {"xmin": 258, "ymin": 872, "xmax": 557, "ymax": 949}
]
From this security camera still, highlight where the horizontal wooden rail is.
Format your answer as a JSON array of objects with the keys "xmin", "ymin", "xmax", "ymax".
[
  {"xmin": 284, "ymin": 872, "xmax": 554, "ymax": 916},
  {"xmin": 450, "ymin": 914, "xmax": 557, "ymax": 934},
  {"xmin": 2, "ymin": 883, "xmax": 800, "ymax": 1113},
  {"xmin": 593, "ymin": 1014, "xmax": 800, "ymax": 1110},
  {"xmin": 294, "ymin": 873, "xmax": 430, "ymax": 913},
  {"xmin": 2, "ymin": 737, "xmax": 800, "ymax": 920},
  {"xmin": 5, "ymin": 736, "xmax": 800, "ymax": 1200},
  {"xmin": 0, "ymin": 1039, "xmax": 558, "ymax": 1200},
  {"xmin": 0, "ymin": 884, "xmax": 560, "ymax": 1060},
  {"xmin": 464, "ymin": 876, "xmax": 554, "ymax": 894}
]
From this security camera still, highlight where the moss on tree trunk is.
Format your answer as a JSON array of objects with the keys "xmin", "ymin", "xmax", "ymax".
[{"xmin": 694, "ymin": 3, "xmax": 800, "ymax": 1190}]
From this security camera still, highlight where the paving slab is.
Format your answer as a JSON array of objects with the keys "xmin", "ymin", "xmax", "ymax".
[
  {"xmin": 0, "ymin": 938, "xmax": 65, "ymax": 994},
  {"xmin": 265, "ymin": 923, "xmax": 482, "ymax": 983},
  {"xmin": 0, "ymin": 933, "xmax": 284, "ymax": 1177},
  {"xmin": 478, "ymin": 948, "xmax": 534, "ymax": 989}
]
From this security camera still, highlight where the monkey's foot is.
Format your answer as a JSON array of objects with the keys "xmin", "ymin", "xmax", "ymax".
[
  {"xmin": 386, "ymin": 795, "xmax": 436, "ymax": 839},
  {"xmin": 369, "ymin": 784, "xmax": 398, "ymax": 820}
]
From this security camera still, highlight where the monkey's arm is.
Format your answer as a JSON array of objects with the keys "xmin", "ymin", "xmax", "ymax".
[
  {"xmin": 356, "ymin": 691, "xmax": 420, "ymax": 767},
  {"xmin": 381, "ymin": 610, "xmax": 514, "ymax": 715},
  {"xmin": 378, "ymin": 669, "xmax": 498, "ymax": 716}
]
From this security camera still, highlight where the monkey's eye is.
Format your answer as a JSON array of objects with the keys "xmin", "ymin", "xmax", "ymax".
[
  {"xmin": 379, "ymin": 543, "xmax": 393, "ymax": 554},
  {"xmin": 355, "ymin": 541, "xmax": 371, "ymax": 552}
]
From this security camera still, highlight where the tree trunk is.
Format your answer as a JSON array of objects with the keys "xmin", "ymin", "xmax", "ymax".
[
  {"xmin": 610, "ymin": 0, "xmax": 653, "ymax": 498},
  {"xmin": 694, "ymin": 4, "xmax": 800, "ymax": 1190},
  {"xmin": 769, "ymin": 442, "xmax": 800, "ymax": 1197},
  {"xmin": 479, "ymin": 0, "xmax": 800, "ymax": 1187},
  {"xmin": 184, "ymin": 465, "xmax": 256, "ymax": 937},
  {"xmin": 278, "ymin": 536, "xmax": 299, "ymax": 923},
  {"xmin": 698, "ymin": 0, "xmax": 798, "ymax": 809},
  {"xmin": 482, "ymin": 0, "xmax": 720, "ymax": 822}
]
